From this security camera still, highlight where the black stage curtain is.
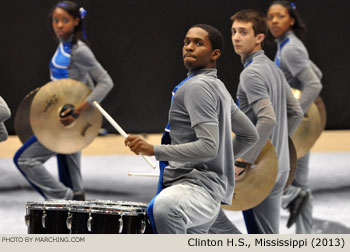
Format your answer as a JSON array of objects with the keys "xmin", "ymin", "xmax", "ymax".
[{"xmin": 1, "ymin": 0, "xmax": 349, "ymax": 135}]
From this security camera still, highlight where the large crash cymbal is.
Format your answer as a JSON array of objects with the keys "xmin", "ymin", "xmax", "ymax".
[
  {"xmin": 314, "ymin": 96, "xmax": 327, "ymax": 131},
  {"xmin": 30, "ymin": 78, "xmax": 102, "ymax": 154},
  {"xmin": 15, "ymin": 88, "xmax": 40, "ymax": 143},
  {"xmin": 291, "ymin": 89, "xmax": 322, "ymax": 159},
  {"xmin": 222, "ymin": 140, "xmax": 278, "ymax": 211},
  {"xmin": 285, "ymin": 136, "xmax": 297, "ymax": 189}
]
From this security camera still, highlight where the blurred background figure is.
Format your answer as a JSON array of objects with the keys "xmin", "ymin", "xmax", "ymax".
[
  {"xmin": 267, "ymin": 0, "xmax": 323, "ymax": 233},
  {"xmin": 13, "ymin": 1, "xmax": 114, "ymax": 201}
]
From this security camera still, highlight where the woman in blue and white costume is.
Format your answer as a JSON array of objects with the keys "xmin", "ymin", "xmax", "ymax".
[
  {"xmin": 14, "ymin": 1, "xmax": 114, "ymax": 200},
  {"xmin": 267, "ymin": 1, "xmax": 323, "ymax": 233}
]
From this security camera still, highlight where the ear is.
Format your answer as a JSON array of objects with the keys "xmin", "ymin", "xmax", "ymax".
[
  {"xmin": 211, "ymin": 49, "xmax": 221, "ymax": 61},
  {"xmin": 256, "ymin": 33, "xmax": 265, "ymax": 45},
  {"xmin": 74, "ymin": 17, "xmax": 80, "ymax": 26},
  {"xmin": 290, "ymin": 17, "xmax": 295, "ymax": 26}
]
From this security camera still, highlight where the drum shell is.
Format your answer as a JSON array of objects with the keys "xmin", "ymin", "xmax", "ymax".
[
  {"xmin": 26, "ymin": 207, "xmax": 70, "ymax": 234},
  {"xmin": 70, "ymin": 211, "xmax": 152, "ymax": 234},
  {"xmin": 25, "ymin": 200, "xmax": 153, "ymax": 234},
  {"xmin": 70, "ymin": 204, "xmax": 152, "ymax": 234}
]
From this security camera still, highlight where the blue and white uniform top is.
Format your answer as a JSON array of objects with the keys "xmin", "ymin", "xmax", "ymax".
[
  {"xmin": 50, "ymin": 41, "xmax": 72, "ymax": 80},
  {"xmin": 47, "ymin": 39, "xmax": 114, "ymax": 105}
]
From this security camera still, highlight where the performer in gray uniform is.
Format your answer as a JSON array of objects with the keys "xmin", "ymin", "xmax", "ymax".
[
  {"xmin": 0, "ymin": 96, "xmax": 11, "ymax": 142},
  {"xmin": 267, "ymin": 1, "xmax": 323, "ymax": 233},
  {"xmin": 210, "ymin": 9, "xmax": 303, "ymax": 234},
  {"xmin": 125, "ymin": 24, "xmax": 259, "ymax": 234},
  {"xmin": 14, "ymin": 1, "xmax": 113, "ymax": 200}
]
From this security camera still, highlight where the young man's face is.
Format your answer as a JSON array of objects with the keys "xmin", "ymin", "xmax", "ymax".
[
  {"xmin": 182, "ymin": 27, "xmax": 219, "ymax": 71},
  {"xmin": 231, "ymin": 20, "xmax": 263, "ymax": 60}
]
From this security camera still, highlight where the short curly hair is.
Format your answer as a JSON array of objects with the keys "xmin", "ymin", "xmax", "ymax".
[{"xmin": 191, "ymin": 24, "xmax": 224, "ymax": 52}]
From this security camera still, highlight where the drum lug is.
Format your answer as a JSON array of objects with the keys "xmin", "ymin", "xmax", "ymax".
[
  {"xmin": 66, "ymin": 211, "xmax": 72, "ymax": 231},
  {"xmin": 140, "ymin": 219, "xmax": 146, "ymax": 234},
  {"xmin": 41, "ymin": 211, "xmax": 47, "ymax": 229},
  {"xmin": 25, "ymin": 208, "xmax": 30, "ymax": 227},
  {"xmin": 87, "ymin": 213, "xmax": 92, "ymax": 233},
  {"xmin": 118, "ymin": 215, "xmax": 123, "ymax": 234},
  {"xmin": 25, "ymin": 214, "xmax": 30, "ymax": 227}
]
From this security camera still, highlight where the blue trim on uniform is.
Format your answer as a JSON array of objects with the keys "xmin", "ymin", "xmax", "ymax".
[
  {"xmin": 170, "ymin": 75, "xmax": 193, "ymax": 104},
  {"xmin": 243, "ymin": 209, "xmax": 259, "ymax": 234},
  {"xmin": 50, "ymin": 41, "xmax": 72, "ymax": 80},
  {"xmin": 244, "ymin": 59, "xmax": 253, "ymax": 68},
  {"xmin": 147, "ymin": 76, "xmax": 193, "ymax": 234},
  {"xmin": 275, "ymin": 37, "xmax": 290, "ymax": 67},
  {"xmin": 236, "ymin": 97, "xmax": 241, "ymax": 108},
  {"xmin": 13, "ymin": 135, "xmax": 46, "ymax": 198},
  {"xmin": 57, "ymin": 154, "xmax": 73, "ymax": 190}
]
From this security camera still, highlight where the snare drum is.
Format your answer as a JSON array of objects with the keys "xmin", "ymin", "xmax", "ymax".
[
  {"xmin": 68, "ymin": 202, "xmax": 152, "ymax": 234},
  {"xmin": 87, "ymin": 199, "xmax": 148, "ymax": 208},
  {"xmin": 25, "ymin": 200, "xmax": 76, "ymax": 234}
]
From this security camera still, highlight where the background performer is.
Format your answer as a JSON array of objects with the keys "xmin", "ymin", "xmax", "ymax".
[
  {"xmin": 14, "ymin": 1, "xmax": 114, "ymax": 200},
  {"xmin": 267, "ymin": 0, "xmax": 323, "ymax": 233}
]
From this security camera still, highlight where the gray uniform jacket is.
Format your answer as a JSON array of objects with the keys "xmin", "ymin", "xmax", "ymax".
[
  {"xmin": 276, "ymin": 31, "xmax": 322, "ymax": 113},
  {"xmin": 154, "ymin": 68, "xmax": 259, "ymax": 204},
  {"xmin": 68, "ymin": 40, "xmax": 114, "ymax": 104},
  {"xmin": 237, "ymin": 50, "xmax": 303, "ymax": 171},
  {"xmin": 0, "ymin": 96, "xmax": 11, "ymax": 142}
]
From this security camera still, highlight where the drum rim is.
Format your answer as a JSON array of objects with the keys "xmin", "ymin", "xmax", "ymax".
[
  {"xmin": 25, "ymin": 200, "xmax": 148, "ymax": 214},
  {"xmin": 70, "ymin": 204, "xmax": 145, "ymax": 215},
  {"xmin": 86, "ymin": 200, "xmax": 148, "ymax": 207}
]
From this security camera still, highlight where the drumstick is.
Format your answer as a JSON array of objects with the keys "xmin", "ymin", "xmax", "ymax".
[
  {"xmin": 128, "ymin": 172, "xmax": 159, "ymax": 177},
  {"xmin": 93, "ymin": 101, "xmax": 157, "ymax": 169}
]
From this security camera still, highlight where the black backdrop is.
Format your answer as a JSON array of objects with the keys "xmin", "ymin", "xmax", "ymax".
[{"xmin": 1, "ymin": 0, "xmax": 350, "ymax": 134}]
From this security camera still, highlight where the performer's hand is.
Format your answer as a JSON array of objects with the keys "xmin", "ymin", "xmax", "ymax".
[
  {"xmin": 59, "ymin": 107, "xmax": 77, "ymax": 126},
  {"xmin": 59, "ymin": 114, "xmax": 76, "ymax": 126},
  {"xmin": 235, "ymin": 167, "xmax": 245, "ymax": 178},
  {"xmin": 124, "ymin": 135, "xmax": 155, "ymax": 156},
  {"xmin": 234, "ymin": 157, "xmax": 249, "ymax": 178},
  {"xmin": 58, "ymin": 102, "xmax": 90, "ymax": 126}
]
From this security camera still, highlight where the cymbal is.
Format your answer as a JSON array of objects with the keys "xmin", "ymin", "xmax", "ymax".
[
  {"xmin": 291, "ymin": 89, "xmax": 322, "ymax": 159},
  {"xmin": 15, "ymin": 88, "xmax": 40, "ymax": 143},
  {"xmin": 222, "ymin": 140, "xmax": 278, "ymax": 211},
  {"xmin": 285, "ymin": 136, "xmax": 297, "ymax": 189},
  {"xmin": 30, "ymin": 78, "xmax": 102, "ymax": 154},
  {"xmin": 315, "ymin": 96, "xmax": 327, "ymax": 131}
]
